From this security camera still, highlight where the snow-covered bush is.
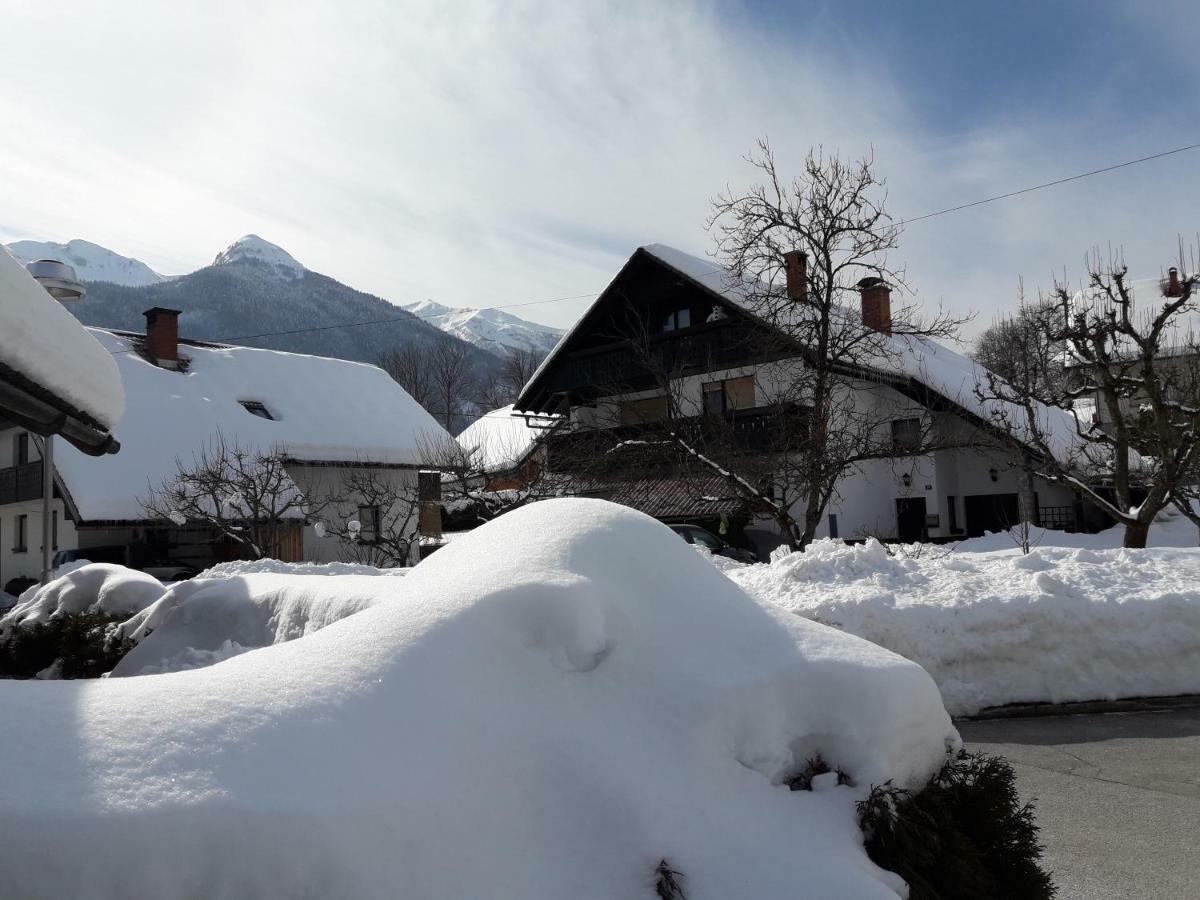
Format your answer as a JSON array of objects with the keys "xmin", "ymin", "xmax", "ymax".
[
  {"xmin": 0, "ymin": 499, "xmax": 956, "ymax": 898},
  {"xmin": 0, "ymin": 564, "xmax": 163, "ymax": 637}
]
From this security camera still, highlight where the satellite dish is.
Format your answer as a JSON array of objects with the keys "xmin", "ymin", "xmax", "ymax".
[{"xmin": 25, "ymin": 258, "xmax": 86, "ymax": 302}]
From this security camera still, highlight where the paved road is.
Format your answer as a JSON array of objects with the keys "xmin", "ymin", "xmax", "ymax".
[{"xmin": 960, "ymin": 708, "xmax": 1200, "ymax": 900}]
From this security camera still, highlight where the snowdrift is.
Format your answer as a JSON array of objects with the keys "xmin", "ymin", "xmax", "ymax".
[
  {"xmin": 729, "ymin": 538, "xmax": 1200, "ymax": 716},
  {"xmin": 0, "ymin": 499, "xmax": 955, "ymax": 899},
  {"xmin": 112, "ymin": 573, "xmax": 385, "ymax": 676}
]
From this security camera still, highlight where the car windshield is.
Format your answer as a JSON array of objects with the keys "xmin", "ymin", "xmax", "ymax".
[{"xmin": 689, "ymin": 529, "xmax": 724, "ymax": 550}]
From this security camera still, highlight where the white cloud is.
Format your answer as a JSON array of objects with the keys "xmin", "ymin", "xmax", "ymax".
[{"xmin": 1, "ymin": 0, "xmax": 1197, "ymax": 335}]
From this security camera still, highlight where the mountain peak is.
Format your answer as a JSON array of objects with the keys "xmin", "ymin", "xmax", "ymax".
[
  {"xmin": 213, "ymin": 235, "xmax": 304, "ymax": 278},
  {"xmin": 4, "ymin": 238, "xmax": 163, "ymax": 287}
]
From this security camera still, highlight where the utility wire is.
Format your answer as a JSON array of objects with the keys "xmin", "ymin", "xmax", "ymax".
[{"xmin": 104, "ymin": 140, "xmax": 1200, "ymax": 352}]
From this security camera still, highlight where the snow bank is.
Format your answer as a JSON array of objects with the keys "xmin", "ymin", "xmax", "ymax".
[
  {"xmin": 111, "ymin": 574, "xmax": 384, "ymax": 676},
  {"xmin": 0, "ymin": 564, "xmax": 162, "ymax": 635},
  {"xmin": 0, "ymin": 499, "xmax": 954, "ymax": 899},
  {"xmin": 728, "ymin": 539, "xmax": 1200, "ymax": 716},
  {"xmin": 952, "ymin": 503, "xmax": 1200, "ymax": 553},
  {"xmin": 0, "ymin": 246, "xmax": 124, "ymax": 426}
]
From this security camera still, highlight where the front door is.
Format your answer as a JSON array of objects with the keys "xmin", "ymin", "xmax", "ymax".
[
  {"xmin": 895, "ymin": 497, "xmax": 927, "ymax": 542},
  {"xmin": 963, "ymin": 493, "xmax": 1020, "ymax": 538}
]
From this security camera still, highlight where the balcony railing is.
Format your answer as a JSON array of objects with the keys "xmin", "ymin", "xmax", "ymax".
[{"xmin": 0, "ymin": 461, "xmax": 44, "ymax": 505}]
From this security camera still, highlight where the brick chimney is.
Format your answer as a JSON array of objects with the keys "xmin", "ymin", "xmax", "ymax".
[
  {"xmin": 143, "ymin": 307, "xmax": 181, "ymax": 366},
  {"xmin": 1166, "ymin": 266, "xmax": 1182, "ymax": 297},
  {"xmin": 857, "ymin": 277, "xmax": 892, "ymax": 334},
  {"xmin": 784, "ymin": 250, "xmax": 807, "ymax": 301}
]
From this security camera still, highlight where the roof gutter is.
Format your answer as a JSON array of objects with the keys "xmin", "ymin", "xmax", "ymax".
[{"xmin": 0, "ymin": 361, "xmax": 119, "ymax": 457}]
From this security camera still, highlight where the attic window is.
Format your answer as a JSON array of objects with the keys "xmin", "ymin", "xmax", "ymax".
[{"xmin": 240, "ymin": 400, "xmax": 276, "ymax": 420}]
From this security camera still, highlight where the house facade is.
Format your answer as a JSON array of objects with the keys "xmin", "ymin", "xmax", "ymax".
[
  {"xmin": 515, "ymin": 244, "xmax": 1092, "ymax": 551},
  {"xmin": 0, "ymin": 308, "xmax": 452, "ymax": 587}
]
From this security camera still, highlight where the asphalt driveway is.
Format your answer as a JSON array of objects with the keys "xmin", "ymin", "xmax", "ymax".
[{"xmin": 960, "ymin": 707, "xmax": 1200, "ymax": 900}]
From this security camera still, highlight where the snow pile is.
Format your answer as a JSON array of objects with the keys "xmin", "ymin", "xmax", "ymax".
[
  {"xmin": 0, "ymin": 246, "xmax": 124, "ymax": 427},
  {"xmin": 953, "ymin": 503, "xmax": 1200, "ymax": 553},
  {"xmin": 0, "ymin": 564, "xmax": 162, "ymax": 635},
  {"xmin": 0, "ymin": 499, "xmax": 954, "ymax": 899},
  {"xmin": 112, "ymin": 574, "xmax": 384, "ymax": 676},
  {"xmin": 728, "ymin": 539, "xmax": 1200, "ymax": 716}
]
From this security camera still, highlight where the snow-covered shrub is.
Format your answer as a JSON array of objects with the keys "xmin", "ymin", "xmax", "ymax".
[
  {"xmin": 0, "ymin": 564, "xmax": 163, "ymax": 637},
  {"xmin": 858, "ymin": 750, "xmax": 1055, "ymax": 900},
  {"xmin": 0, "ymin": 612, "xmax": 133, "ymax": 680}
]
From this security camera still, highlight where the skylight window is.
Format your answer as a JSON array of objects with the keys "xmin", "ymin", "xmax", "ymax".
[{"xmin": 240, "ymin": 400, "xmax": 276, "ymax": 420}]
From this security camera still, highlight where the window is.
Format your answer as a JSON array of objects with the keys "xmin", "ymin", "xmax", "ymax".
[
  {"xmin": 828, "ymin": 514, "xmax": 839, "ymax": 539},
  {"xmin": 14, "ymin": 432, "xmax": 30, "ymax": 465},
  {"xmin": 890, "ymin": 417, "xmax": 922, "ymax": 453},
  {"xmin": 947, "ymin": 496, "xmax": 960, "ymax": 534},
  {"xmin": 357, "ymin": 505, "xmax": 381, "ymax": 542},
  {"xmin": 52, "ymin": 510, "xmax": 58, "ymax": 550},
  {"xmin": 239, "ymin": 400, "xmax": 275, "ymax": 420},
  {"xmin": 13, "ymin": 514, "xmax": 27, "ymax": 552},
  {"xmin": 702, "ymin": 376, "xmax": 756, "ymax": 415},
  {"xmin": 662, "ymin": 308, "xmax": 691, "ymax": 332},
  {"xmin": 619, "ymin": 396, "xmax": 669, "ymax": 425}
]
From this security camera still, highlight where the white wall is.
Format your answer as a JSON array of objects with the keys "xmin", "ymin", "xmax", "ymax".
[{"xmin": 0, "ymin": 497, "xmax": 76, "ymax": 586}]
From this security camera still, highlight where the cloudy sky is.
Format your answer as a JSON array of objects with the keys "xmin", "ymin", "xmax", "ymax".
[{"xmin": 2, "ymin": 0, "xmax": 1197, "ymax": 336}]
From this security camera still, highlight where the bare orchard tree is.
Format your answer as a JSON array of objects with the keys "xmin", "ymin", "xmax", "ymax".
[
  {"xmin": 707, "ymin": 140, "xmax": 967, "ymax": 547},
  {"xmin": 141, "ymin": 434, "xmax": 312, "ymax": 559},
  {"xmin": 978, "ymin": 249, "xmax": 1200, "ymax": 548},
  {"xmin": 317, "ymin": 469, "xmax": 424, "ymax": 567}
]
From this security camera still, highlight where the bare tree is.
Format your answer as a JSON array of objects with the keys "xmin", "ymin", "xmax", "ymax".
[
  {"xmin": 141, "ymin": 434, "xmax": 312, "ymax": 559},
  {"xmin": 978, "ymin": 249, "xmax": 1200, "ymax": 548},
  {"xmin": 476, "ymin": 349, "xmax": 547, "ymax": 411},
  {"xmin": 705, "ymin": 140, "xmax": 967, "ymax": 547},
  {"xmin": 381, "ymin": 340, "xmax": 482, "ymax": 433},
  {"xmin": 317, "ymin": 469, "xmax": 424, "ymax": 567},
  {"xmin": 380, "ymin": 345, "xmax": 434, "ymax": 409},
  {"xmin": 971, "ymin": 288, "xmax": 1068, "ymax": 402}
]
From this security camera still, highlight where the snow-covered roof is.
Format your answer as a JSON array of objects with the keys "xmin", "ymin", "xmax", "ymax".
[
  {"xmin": 54, "ymin": 329, "xmax": 452, "ymax": 521},
  {"xmin": 456, "ymin": 405, "xmax": 554, "ymax": 473},
  {"xmin": 0, "ymin": 246, "xmax": 125, "ymax": 430},
  {"xmin": 640, "ymin": 244, "xmax": 1084, "ymax": 462}
]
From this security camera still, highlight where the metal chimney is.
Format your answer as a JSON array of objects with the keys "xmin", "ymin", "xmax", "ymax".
[{"xmin": 25, "ymin": 259, "xmax": 86, "ymax": 302}]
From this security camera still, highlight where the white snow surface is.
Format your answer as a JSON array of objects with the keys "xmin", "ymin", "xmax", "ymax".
[
  {"xmin": 0, "ymin": 246, "xmax": 125, "ymax": 427},
  {"xmin": 212, "ymin": 234, "xmax": 304, "ymax": 278},
  {"xmin": 5, "ymin": 238, "xmax": 164, "ymax": 286},
  {"xmin": 0, "ymin": 564, "xmax": 163, "ymax": 635},
  {"xmin": 111, "ymin": 573, "xmax": 384, "ymax": 676},
  {"xmin": 403, "ymin": 298, "xmax": 564, "ymax": 356},
  {"xmin": 0, "ymin": 499, "xmax": 955, "ymax": 899},
  {"xmin": 199, "ymin": 558, "xmax": 410, "ymax": 578},
  {"xmin": 725, "ymin": 537, "xmax": 1200, "ymax": 716},
  {"xmin": 52, "ymin": 328, "xmax": 451, "ymax": 520},
  {"xmin": 456, "ymin": 404, "xmax": 555, "ymax": 471}
]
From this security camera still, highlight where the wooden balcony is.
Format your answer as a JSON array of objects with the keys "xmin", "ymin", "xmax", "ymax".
[
  {"xmin": 545, "ymin": 405, "xmax": 809, "ymax": 474},
  {"xmin": 0, "ymin": 461, "xmax": 44, "ymax": 505}
]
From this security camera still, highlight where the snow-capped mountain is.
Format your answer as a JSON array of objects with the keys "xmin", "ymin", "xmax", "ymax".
[
  {"xmin": 403, "ymin": 299, "xmax": 564, "ymax": 357},
  {"xmin": 4, "ymin": 238, "xmax": 163, "ymax": 287},
  {"xmin": 65, "ymin": 236, "xmax": 501, "ymax": 383},
  {"xmin": 212, "ymin": 234, "xmax": 304, "ymax": 279}
]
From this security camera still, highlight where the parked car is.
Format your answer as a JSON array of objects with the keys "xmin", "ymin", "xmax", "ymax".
[
  {"xmin": 138, "ymin": 560, "xmax": 200, "ymax": 582},
  {"xmin": 52, "ymin": 545, "xmax": 128, "ymax": 568},
  {"xmin": 669, "ymin": 524, "xmax": 758, "ymax": 563}
]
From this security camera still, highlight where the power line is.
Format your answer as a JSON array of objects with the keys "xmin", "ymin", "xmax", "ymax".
[
  {"xmin": 899, "ymin": 141, "xmax": 1200, "ymax": 225},
  {"xmin": 104, "ymin": 140, "xmax": 1200, "ymax": 352}
]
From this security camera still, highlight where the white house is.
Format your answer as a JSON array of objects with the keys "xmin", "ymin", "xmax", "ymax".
[
  {"xmin": 515, "ymin": 244, "xmax": 1096, "ymax": 551},
  {"xmin": 0, "ymin": 306, "xmax": 452, "ymax": 586}
]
